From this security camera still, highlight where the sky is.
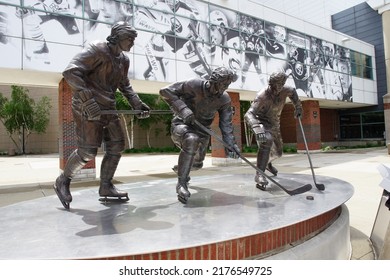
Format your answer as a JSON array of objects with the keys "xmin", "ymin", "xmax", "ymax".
[{"xmin": 251, "ymin": 0, "xmax": 367, "ymax": 28}]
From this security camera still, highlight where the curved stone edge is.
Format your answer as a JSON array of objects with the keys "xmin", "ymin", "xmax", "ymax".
[
  {"xmin": 89, "ymin": 206, "xmax": 345, "ymax": 260},
  {"xmin": 262, "ymin": 204, "xmax": 351, "ymax": 260}
]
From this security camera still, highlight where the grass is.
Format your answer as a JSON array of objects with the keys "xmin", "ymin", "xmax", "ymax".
[
  {"xmin": 321, "ymin": 142, "xmax": 385, "ymax": 152},
  {"xmin": 124, "ymin": 146, "xmax": 181, "ymax": 154}
]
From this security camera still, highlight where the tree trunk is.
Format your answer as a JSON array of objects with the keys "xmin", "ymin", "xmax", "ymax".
[
  {"xmin": 121, "ymin": 114, "xmax": 131, "ymax": 149},
  {"xmin": 130, "ymin": 116, "xmax": 134, "ymax": 149},
  {"xmin": 147, "ymin": 127, "xmax": 151, "ymax": 148},
  {"xmin": 244, "ymin": 122, "xmax": 254, "ymax": 147}
]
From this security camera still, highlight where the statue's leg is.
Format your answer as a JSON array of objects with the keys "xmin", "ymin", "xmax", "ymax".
[
  {"xmin": 176, "ymin": 149, "xmax": 195, "ymax": 203},
  {"xmin": 54, "ymin": 108, "xmax": 100, "ymax": 209},
  {"xmin": 54, "ymin": 147, "xmax": 97, "ymax": 208},
  {"xmin": 266, "ymin": 162, "xmax": 278, "ymax": 176},
  {"xmin": 175, "ymin": 131, "xmax": 200, "ymax": 203},
  {"xmin": 267, "ymin": 129, "xmax": 283, "ymax": 176},
  {"xmin": 192, "ymin": 135, "xmax": 210, "ymax": 170},
  {"xmin": 255, "ymin": 132, "xmax": 273, "ymax": 190},
  {"xmin": 99, "ymin": 118, "xmax": 128, "ymax": 200}
]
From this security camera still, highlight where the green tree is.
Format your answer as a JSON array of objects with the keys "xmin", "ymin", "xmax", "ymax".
[
  {"xmin": 115, "ymin": 91, "xmax": 134, "ymax": 148},
  {"xmin": 136, "ymin": 93, "xmax": 171, "ymax": 148},
  {"xmin": 115, "ymin": 92, "xmax": 172, "ymax": 149},
  {"xmin": 240, "ymin": 100, "xmax": 254, "ymax": 148},
  {"xmin": 0, "ymin": 85, "xmax": 52, "ymax": 154}
]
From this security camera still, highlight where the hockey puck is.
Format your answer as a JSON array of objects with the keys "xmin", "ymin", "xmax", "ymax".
[{"xmin": 306, "ymin": 195, "xmax": 314, "ymax": 200}]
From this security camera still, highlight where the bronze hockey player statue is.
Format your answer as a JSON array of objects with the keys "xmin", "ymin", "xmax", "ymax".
[
  {"xmin": 160, "ymin": 67, "xmax": 240, "ymax": 204},
  {"xmin": 245, "ymin": 71, "xmax": 302, "ymax": 190},
  {"xmin": 54, "ymin": 22, "xmax": 150, "ymax": 209}
]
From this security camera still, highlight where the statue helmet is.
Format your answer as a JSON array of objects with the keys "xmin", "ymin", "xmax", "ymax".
[
  {"xmin": 210, "ymin": 66, "xmax": 235, "ymax": 83},
  {"xmin": 269, "ymin": 71, "xmax": 288, "ymax": 86}
]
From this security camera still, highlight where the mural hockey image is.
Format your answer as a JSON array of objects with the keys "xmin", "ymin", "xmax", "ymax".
[{"xmin": 0, "ymin": 0, "xmax": 361, "ymax": 102}]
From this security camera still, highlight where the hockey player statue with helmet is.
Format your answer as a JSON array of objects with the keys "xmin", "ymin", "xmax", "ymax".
[
  {"xmin": 245, "ymin": 71, "xmax": 302, "ymax": 190},
  {"xmin": 54, "ymin": 22, "xmax": 150, "ymax": 209},
  {"xmin": 159, "ymin": 66, "xmax": 240, "ymax": 204}
]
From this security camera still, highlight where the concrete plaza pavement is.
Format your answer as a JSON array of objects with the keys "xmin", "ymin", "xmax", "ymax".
[{"xmin": 0, "ymin": 147, "xmax": 388, "ymax": 259}]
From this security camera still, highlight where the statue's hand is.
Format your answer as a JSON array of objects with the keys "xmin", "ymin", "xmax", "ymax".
[
  {"xmin": 252, "ymin": 124, "xmax": 267, "ymax": 143},
  {"xmin": 136, "ymin": 102, "xmax": 150, "ymax": 119},
  {"xmin": 227, "ymin": 144, "xmax": 240, "ymax": 159},
  {"xmin": 256, "ymin": 132, "xmax": 267, "ymax": 144},
  {"xmin": 179, "ymin": 107, "xmax": 195, "ymax": 125},
  {"xmin": 294, "ymin": 107, "xmax": 303, "ymax": 119}
]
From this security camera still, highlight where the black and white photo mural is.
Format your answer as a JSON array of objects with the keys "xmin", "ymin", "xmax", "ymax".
[{"xmin": 0, "ymin": 0, "xmax": 354, "ymax": 102}]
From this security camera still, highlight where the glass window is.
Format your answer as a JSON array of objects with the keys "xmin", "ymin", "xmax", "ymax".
[
  {"xmin": 340, "ymin": 112, "xmax": 384, "ymax": 139},
  {"xmin": 363, "ymin": 55, "xmax": 373, "ymax": 79},
  {"xmin": 362, "ymin": 111, "xmax": 384, "ymax": 123},
  {"xmin": 340, "ymin": 125, "xmax": 361, "ymax": 139},
  {"xmin": 340, "ymin": 114, "xmax": 360, "ymax": 125},
  {"xmin": 350, "ymin": 50, "xmax": 373, "ymax": 79}
]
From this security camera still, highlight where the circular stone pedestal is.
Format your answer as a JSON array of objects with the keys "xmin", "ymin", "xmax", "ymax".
[{"xmin": 0, "ymin": 173, "xmax": 353, "ymax": 259}]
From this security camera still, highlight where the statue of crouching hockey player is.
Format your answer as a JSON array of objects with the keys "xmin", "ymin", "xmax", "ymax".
[{"xmin": 159, "ymin": 66, "xmax": 240, "ymax": 203}]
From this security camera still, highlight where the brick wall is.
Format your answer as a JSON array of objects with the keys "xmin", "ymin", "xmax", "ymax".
[
  {"xmin": 320, "ymin": 109, "xmax": 339, "ymax": 142},
  {"xmin": 280, "ymin": 104, "xmax": 297, "ymax": 143},
  {"xmin": 94, "ymin": 207, "xmax": 341, "ymax": 260},
  {"xmin": 58, "ymin": 78, "xmax": 96, "ymax": 180},
  {"xmin": 211, "ymin": 91, "xmax": 242, "ymax": 166},
  {"xmin": 296, "ymin": 100, "xmax": 321, "ymax": 150}
]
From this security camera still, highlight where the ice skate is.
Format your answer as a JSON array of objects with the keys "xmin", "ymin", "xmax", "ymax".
[
  {"xmin": 98, "ymin": 153, "xmax": 129, "ymax": 203},
  {"xmin": 255, "ymin": 173, "xmax": 268, "ymax": 191},
  {"xmin": 266, "ymin": 162, "xmax": 278, "ymax": 176},
  {"xmin": 176, "ymin": 182, "xmax": 191, "ymax": 204},
  {"xmin": 53, "ymin": 174, "xmax": 72, "ymax": 209},
  {"xmin": 98, "ymin": 181, "xmax": 129, "ymax": 203}
]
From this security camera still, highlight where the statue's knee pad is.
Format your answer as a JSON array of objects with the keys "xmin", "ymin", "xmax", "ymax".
[
  {"xmin": 77, "ymin": 147, "xmax": 98, "ymax": 162},
  {"xmin": 182, "ymin": 133, "xmax": 200, "ymax": 155}
]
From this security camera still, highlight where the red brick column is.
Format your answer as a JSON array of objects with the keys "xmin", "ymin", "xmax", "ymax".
[
  {"xmin": 296, "ymin": 100, "xmax": 321, "ymax": 151},
  {"xmin": 211, "ymin": 91, "xmax": 242, "ymax": 166},
  {"xmin": 58, "ymin": 78, "xmax": 96, "ymax": 180}
]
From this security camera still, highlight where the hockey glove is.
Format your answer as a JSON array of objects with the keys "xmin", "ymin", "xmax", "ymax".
[
  {"xmin": 294, "ymin": 107, "xmax": 303, "ymax": 119},
  {"xmin": 252, "ymin": 124, "xmax": 267, "ymax": 144},
  {"xmin": 179, "ymin": 107, "xmax": 195, "ymax": 125},
  {"xmin": 82, "ymin": 99, "xmax": 101, "ymax": 120},
  {"xmin": 227, "ymin": 143, "xmax": 240, "ymax": 159},
  {"xmin": 135, "ymin": 102, "xmax": 151, "ymax": 119}
]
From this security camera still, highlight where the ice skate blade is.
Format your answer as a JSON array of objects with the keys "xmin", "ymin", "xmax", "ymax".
[
  {"xmin": 99, "ymin": 196, "xmax": 129, "ymax": 204},
  {"xmin": 256, "ymin": 183, "xmax": 267, "ymax": 191},
  {"xmin": 53, "ymin": 184, "xmax": 70, "ymax": 210}
]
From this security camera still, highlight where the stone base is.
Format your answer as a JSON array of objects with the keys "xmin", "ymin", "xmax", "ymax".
[{"xmin": 0, "ymin": 173, "xmax": 353, "ymax": 260}]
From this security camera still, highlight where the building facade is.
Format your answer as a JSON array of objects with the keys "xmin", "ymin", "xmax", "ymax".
[
  {"xmin": 0, "ymin": 0, "xmax": 381, "ymax": 154},
  {"xmin": 332, "ymin": 2, "xmax": 386, "ymax": 142}
]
